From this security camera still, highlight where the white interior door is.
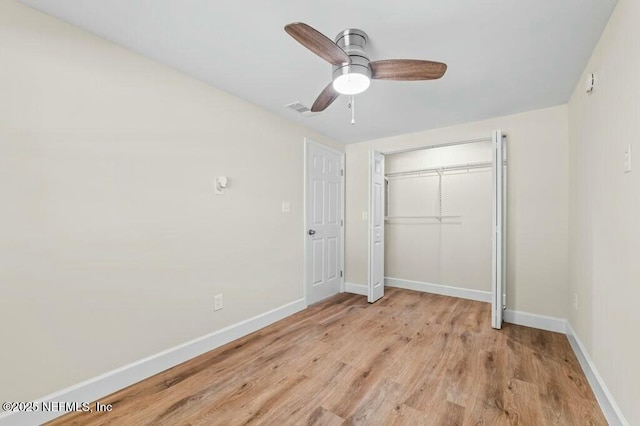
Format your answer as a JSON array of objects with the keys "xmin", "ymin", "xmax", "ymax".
[
  {"xmin": 368, "ymin": 151, "xmax": 385, "ymax": 303},
  {"xmin": 305, "ymin": 140, "xmax": 343, "ymax": 305},
  {"xmin": 492, "ymin": 130, "xmax": 506, "ymax": 329}
]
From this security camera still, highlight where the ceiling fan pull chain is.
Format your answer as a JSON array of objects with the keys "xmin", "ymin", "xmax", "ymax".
[{"xmin": 350, "ymin": 95, "xmax": 355, "ymax": 125}]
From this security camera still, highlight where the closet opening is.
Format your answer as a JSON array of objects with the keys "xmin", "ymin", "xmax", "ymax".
[{"xmin": 368, "ymin": 131, "xmax": 506, "ymax": 328}]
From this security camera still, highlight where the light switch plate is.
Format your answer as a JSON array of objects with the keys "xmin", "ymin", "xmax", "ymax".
[
  {"xmin": 625, "ymin": 144, "xmax": 632, "ymax": 173},
  {"xmin": 214, "ymin": 294, "xmax": 223, "ymax": 311},
  {"xmin": 282, "ymin": 202, "xmax": 291, "ymax": 213}
]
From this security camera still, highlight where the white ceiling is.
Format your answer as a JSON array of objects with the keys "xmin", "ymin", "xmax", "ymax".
[{"xmin": 19, "ymin": 0, "xmax": 617, "ymax": 143}]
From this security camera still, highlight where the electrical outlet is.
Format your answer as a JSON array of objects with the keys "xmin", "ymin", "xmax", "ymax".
[
  {"xmin": 214, "ymin": 294, "xmax": 223, "ymax": 311},
  {"xmin": 574, "ymin": 293, "xmax": 578, "ymax": 311}
]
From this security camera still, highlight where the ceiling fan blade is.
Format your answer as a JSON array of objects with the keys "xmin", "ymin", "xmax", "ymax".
[
  {"xmin": 371, "ymin": 60, "xmax": 447, "ymax": 81},
  {"xmin": 311, "ymin": 83, "xmax": 340, "ymax": 112},
  {"xmin": 285, "ymin": 22, "xmax": 350, "ymax": 66}
]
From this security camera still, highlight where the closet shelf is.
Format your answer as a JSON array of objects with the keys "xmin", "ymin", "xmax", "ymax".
[
  {"xmin": 385, "ymin": 160, "xmax": 502, "ymax": 179},
  {"xmin": 385, "ymin": 215, "xmax": 461, "ymax": 220}
]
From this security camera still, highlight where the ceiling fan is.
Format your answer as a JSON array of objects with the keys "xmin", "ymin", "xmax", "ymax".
[{"xmin": 284, "ymin": 22, "xmax": 448, "ymax": 114}]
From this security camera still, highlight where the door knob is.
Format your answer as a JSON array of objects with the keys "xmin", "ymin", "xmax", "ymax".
[{"xmin": 308, "ymin": 229, "xmax": 316, "ymax": 235}]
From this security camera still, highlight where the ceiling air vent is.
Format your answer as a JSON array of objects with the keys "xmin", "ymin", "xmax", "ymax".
[{"xmin": 285, "ymin": 101, "xmax": 315, "ymax": 117}]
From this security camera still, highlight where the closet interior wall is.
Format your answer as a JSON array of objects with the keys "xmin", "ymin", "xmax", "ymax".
[{"xmin": 385, "ymin": 141, "xmax": 493, "ymax": 292}]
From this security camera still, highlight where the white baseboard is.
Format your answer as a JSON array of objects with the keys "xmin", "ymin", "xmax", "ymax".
[
  {"xmin": 0, "ymin": 298, "xmax": 306, "ymax": 426},
  {"xmin": 344, "ymin": 282, "xmax": 368, "ymax": 296},
  {"xmin": 565, "ymin": 323, "xmax": 628, "ymax": 426},
  {"xmin": 503, "ymin": 309, "xmax": 567, "ymax": 333},
  {"xmin": 385, "ymin": 277, "xmax": 492, "ymax": 303}
]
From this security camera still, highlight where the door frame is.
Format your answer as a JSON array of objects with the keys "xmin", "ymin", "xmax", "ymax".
[{"xmin": 303, "ymin": 138, "xmax": 345, "ymax": 307}]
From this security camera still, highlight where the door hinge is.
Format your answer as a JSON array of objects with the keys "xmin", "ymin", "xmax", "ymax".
[
  {"xmin": 341, "ymin": 169, "xmax": 344, "ymax": 176},
  {"xmin": 340, "ymin": 271, "xmax": 343, "ymax": 278},
  {"xmin": 341, "ymin": 219, "xmax": 343, "ymax": 226}
]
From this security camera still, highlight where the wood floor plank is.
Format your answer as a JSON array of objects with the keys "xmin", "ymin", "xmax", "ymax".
[
  {"xmin": 48, "ymin": 289, "xmax": 607, "ymax": 426},
  {"xmin": 305, "ymin": 407, "xmax": 344, "ymax": 426},
  {"xmin": 336, "ymin": 378, "xmax": 399, "ymax": 425},
  {"xmin": 383, "ymin": 403, "xmax": 432, "ymax": 426}
]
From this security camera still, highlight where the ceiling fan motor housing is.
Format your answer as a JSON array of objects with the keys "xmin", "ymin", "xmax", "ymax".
[{"xmin": 333, "ymin": 29, "xmax": 371, "ymax": 82}]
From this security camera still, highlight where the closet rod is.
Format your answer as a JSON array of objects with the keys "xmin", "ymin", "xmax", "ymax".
[
  {"xmin": 386, "ymin": 160, "xmax": 495, "ymax": 178},
  {"xmin": 385, "ymin": 136, "xmax": 492, "ymax": 155}
]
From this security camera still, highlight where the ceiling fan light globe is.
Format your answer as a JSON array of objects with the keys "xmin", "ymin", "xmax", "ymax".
[{"xmin": 332, "ymin": 73, "xmax": 370, "ymax": 95}]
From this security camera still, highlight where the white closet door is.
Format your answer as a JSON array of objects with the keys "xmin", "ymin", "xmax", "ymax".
[
  {"xmin": 305, "ymin": 141, "xmax": 343, "ymax": 304},
  {"xmin": 369, "ymin": 151, "xmax": 385, "ymax": 303},
  {"xmin": 492, "ymin": 130, "xmax": 506, "ymax": 329}
]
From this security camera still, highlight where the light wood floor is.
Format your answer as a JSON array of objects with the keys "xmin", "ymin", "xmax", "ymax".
[{"xmin": 49, "ymin": 288, "xmax": 606, "ymax": 425}]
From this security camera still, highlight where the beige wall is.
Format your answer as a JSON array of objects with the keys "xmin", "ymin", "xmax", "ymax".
[
  {"xmin": 385, "ymin": 143, "xmax": 493, "ymax": 291},
  {"xmin": 0, "ymin": 1, "xmax": 341, "ymax": 402},
  {"xmin": 568, "ymin": 0, "xmax": 639, "ymax": 423},
  {"xmin": 345, "ymin": 105, "xmax": 570, "ymax": 318}
]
